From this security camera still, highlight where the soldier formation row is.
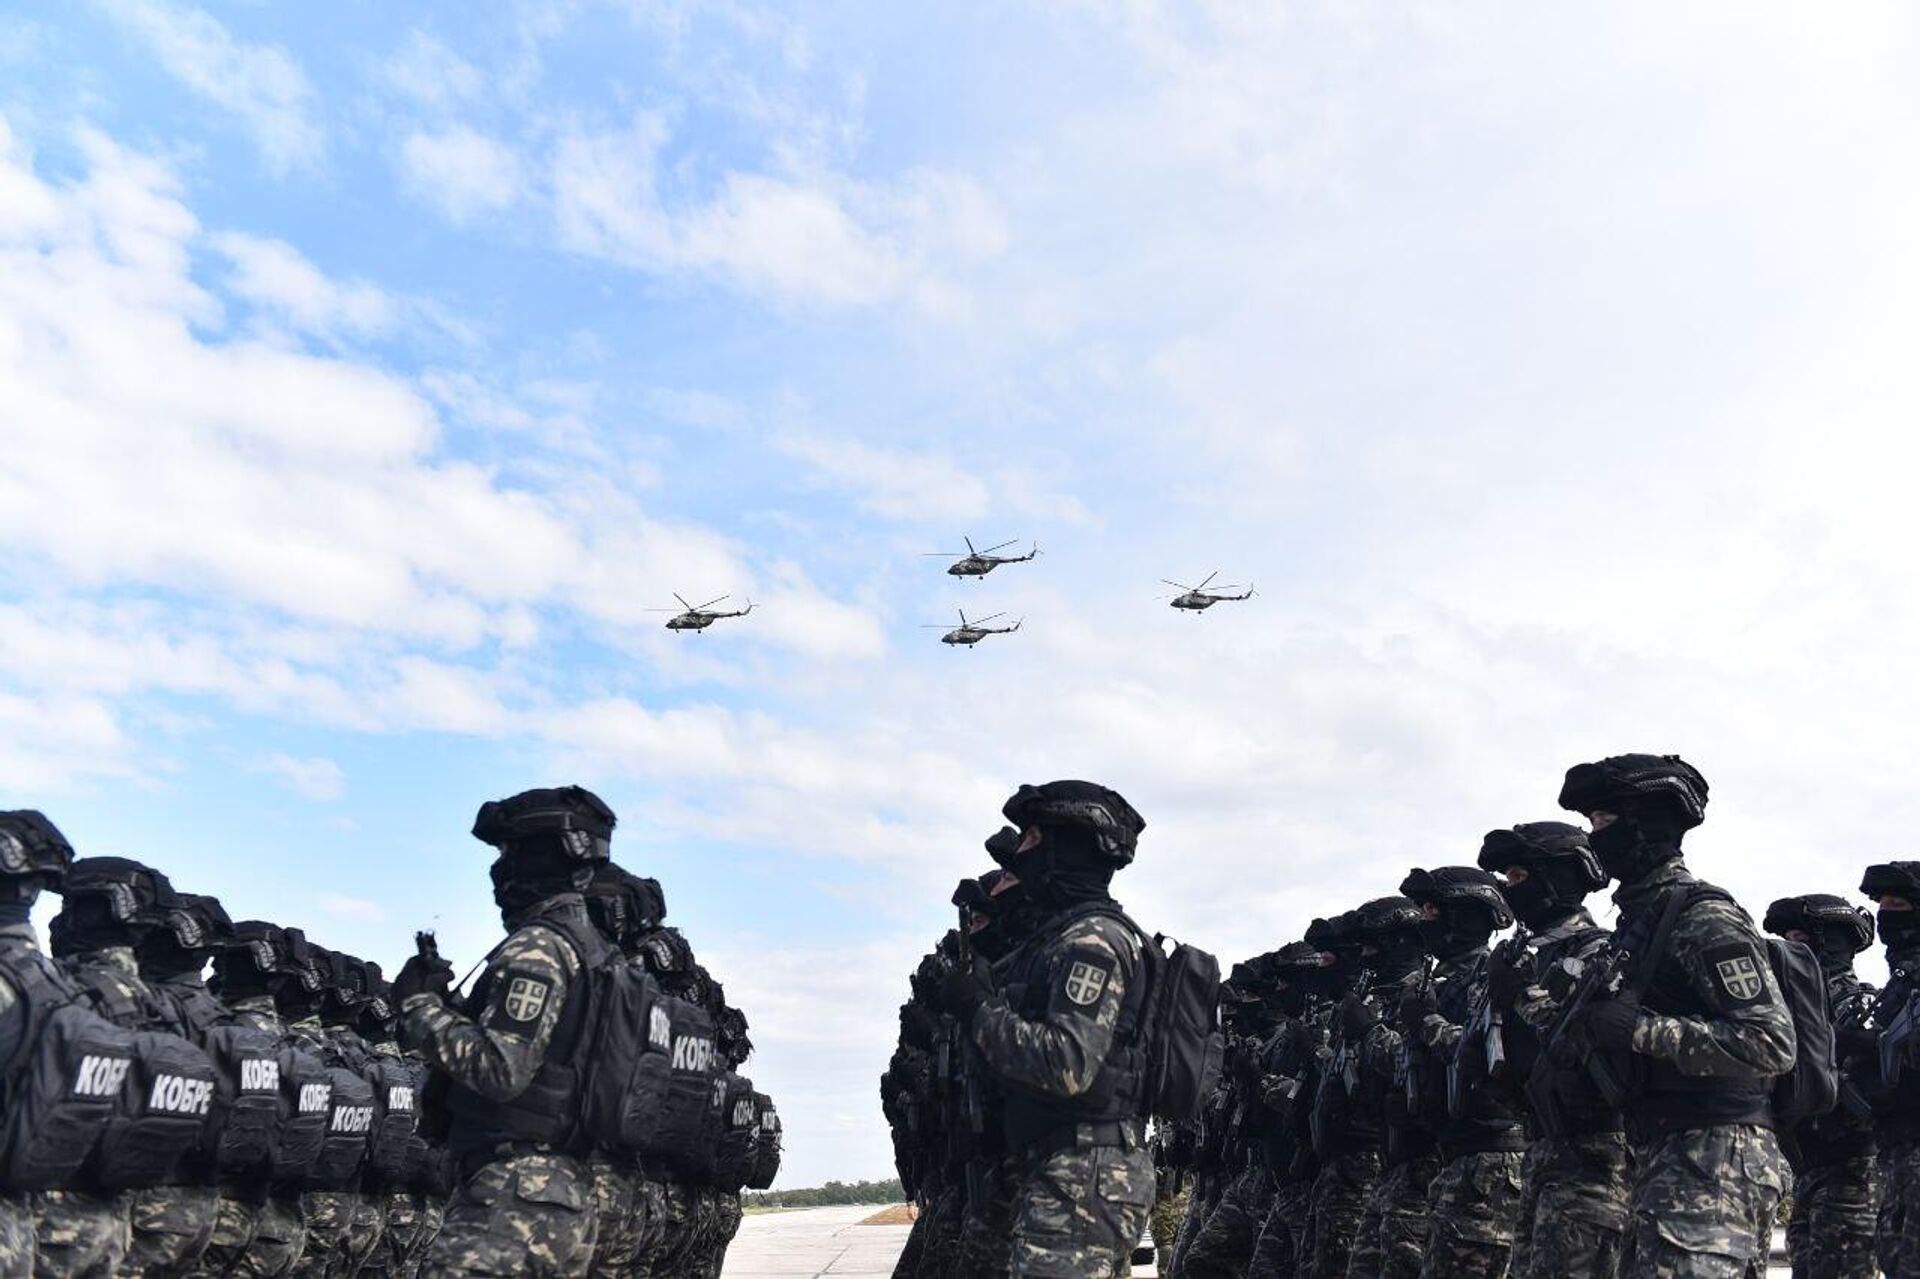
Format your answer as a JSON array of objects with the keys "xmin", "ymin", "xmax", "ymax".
[
  {"xmin": 883, "ymin": 755, "xmax": 1920, "ymax": 1279},
  {"xmin": 0, "ymin": 786, "xmax": 782, "ymax": 1279}
]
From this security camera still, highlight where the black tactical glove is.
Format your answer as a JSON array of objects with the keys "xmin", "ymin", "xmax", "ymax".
[
  {"xmin": 1397, "ymin": 989, "xmax": 1439, "ymax": 1032},
  {"xmin": 1339, "ymin": 993, "xmax": 1378, "ymax": 1040},
  {"xmin": 939, "ymin": 958, "xmax": 993, "ymax": 1021},
  {"xmin": 392, "ymin": 952, "xmax": 455, "ymax": 1004},
  {"xmin": 1584, "ymin": 993, "xmax": 1642, "ymax": 1053},
  {"xmin": 1486, "ymin": 948, "xmax": 1529, "ymax": 1006}
]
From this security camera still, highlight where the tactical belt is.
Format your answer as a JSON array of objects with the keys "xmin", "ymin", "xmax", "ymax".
[
  {"xmin": 1018, "ymin": 1117, "xmax": 1144, "ymax": 1160},
  {"xmin": 458, "ymin": 1140, "xmax": 573, "ymax": 1177}
]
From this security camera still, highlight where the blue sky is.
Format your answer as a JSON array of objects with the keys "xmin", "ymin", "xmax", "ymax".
[{"xmin": 5, "ymin": 1, "xmax": 1920, "ymax": 1184}]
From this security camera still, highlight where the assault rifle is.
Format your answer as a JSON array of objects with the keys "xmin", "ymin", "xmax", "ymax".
[
  {"xmin": 1334, "ymin": 971, "xmax": 1376, "ymax": 1097},
  {"xmin": 1881, "ymin": 987, "xmax": 1920, "ymax": 1087},
  {"xmin": 1396, "ymin": 965, "xmax": 1436, "ymax": 1113},
  {"xmin": 1448, "ymin": 926, "xmax": 1530, "ymax": 1117}
]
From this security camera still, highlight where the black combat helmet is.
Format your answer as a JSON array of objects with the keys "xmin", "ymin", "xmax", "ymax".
[
  {"xmin": 139, "ymin": 891, "xmax": 234, "ymax": 978},
  {"xmin": 0, "ymin": 810, "xmax": 76, "ymax": 884},
  {"xmin": 1001, "ymin": 781, "xmax": 1145, "ymax": 866},
  {"xmin": 1764, "ymin": 894, "xmax": 1874, "ymax": 959},
  {"xmin": 1558, "ymin": 754, "xmax": 1709, "ymax": 829},
  {"xmin": 585, "ymin": 863, "xmax": 667, "ymax": 948},
  {"xmin": 472, "ymin": 786, "xmax": 617, "ymax": 861}
]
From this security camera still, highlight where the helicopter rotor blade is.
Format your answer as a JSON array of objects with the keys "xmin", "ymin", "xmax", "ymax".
[
  {"xmin": 1197, "ymin": 570, "xmax": 1219, "ymax": 591},
  {"xmin": 973, "ymin": 612, "xmax": 1006, "ymax": 625},
  {"xmin": 693, "ymin": 595, "xmax": 730, "ymax": 612},
  {"xmin": 1160, "ymin": 579, "xmax": 1193, "ymax": 591},
  {"xmin": 673, "ymin": 593, "xmax": 694, "ymax": 611},
  {"xmin": 981, "ymin": 539, "xmax": 1018, "ymax": 556},
  {"xmin": 964, "ymin": 536, "xmax": 977, "ymax": 555}
]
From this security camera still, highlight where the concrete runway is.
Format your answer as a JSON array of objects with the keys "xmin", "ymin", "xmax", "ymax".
[{"xmin": 718, "ymin": 1205, "xmax": 1784, "ymax": 1276}]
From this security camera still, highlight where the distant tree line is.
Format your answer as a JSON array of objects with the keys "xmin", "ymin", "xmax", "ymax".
[{"xmin": 743, "ymin": 1177, "xmax": 905, "ymax": 1209}]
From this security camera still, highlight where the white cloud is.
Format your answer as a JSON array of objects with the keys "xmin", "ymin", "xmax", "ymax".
[
  {"xmin": 93, "ymin": 0, "xmax": 322, "ymax": 174},
  {"xmin": 773, "ymin": 430, "xmax": 990, "ymax": 523},
  {"xmin": 319, "ymin": 891, "xmax": 387, "ymax": 923},
  {"xmin": 400, "ymin": 127, "xmax": 523, "ymax": 223},
  {"xmin": 256, "ymin": 752, "xmax": 346, "ymax": 801},
  {"xmin": 381, "ymin": 30, "xmax": 484, "ymax": 110},
  {"xmin": 209, "ymin": 232, "xmax": 395, "ymax": 340},
  {"xmin": 550, "ymin": 112, "xmax": 1004, "ymax": 309}
]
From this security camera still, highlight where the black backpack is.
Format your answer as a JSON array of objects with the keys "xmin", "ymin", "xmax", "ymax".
[
  {"xmin": 629, "ymin": 993, "xmax": 721, "ymax": 1176},
  {"xmin": 577, "ymin": 956, "xmax": 675, "ymax": 1153},
  {"xmin": 745, "ymin": 1093, "xmax": 781, "ymax": 1191},
  {"xmin": 271, "ymin": 1042, "xmax": 332, "ymax": 1184},
  {"xmin": 196, "ymin": 1023, "xmax": 284, "ymax": 1177},
  {"xmin": 362, "ymin": 1051, "xmax": 419, "ymax": 1183},
  {"xmin": 712, "ymin": 1073, "xmax": 757, "ymax": 1189},
  {"xmin": 1081, "ymin": 905, "xmax": 1224, "ymax": 1123},
  {"xmin": 309, "ymin": 1054, "xmax": 375, "ymax": 1188},
  {"xmin": 0, "ymin": 948, "xmax": 127, "ymax": 1191},
  {"xmin": 1763, "ymin": 935, "xmax": 1839, "ymax": 1125}
]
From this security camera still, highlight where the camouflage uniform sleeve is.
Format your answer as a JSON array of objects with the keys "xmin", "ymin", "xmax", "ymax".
[
  {"xmin": 970, "ymin": 914, "xmax": 1141, "ymax": 1099},
  {"xmin": 1632, "ymin": 898, "xmax": 1796, "ymax": 1078},
  {"xmin": 0, "ymin": 971, "xmax": 21, "ymax": 1062},
  {"xmin": 400, "ymin": 923, "xmax": 578, "ymax": 1102}
]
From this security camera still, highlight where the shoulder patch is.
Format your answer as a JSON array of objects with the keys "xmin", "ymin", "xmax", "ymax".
[
  {"xmin": 487, "ymin": 970, "xmax": 553, "ymax": 1032},
  {"xmin": 1703, "ymin": 943, "xmax": 1768, "ymax": 1008},
  {"xmin": 1058, "ymin": 954, "xmax": 1114, "ymax": 1009}
]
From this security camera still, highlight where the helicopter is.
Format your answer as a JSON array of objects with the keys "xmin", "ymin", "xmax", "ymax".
[
  {"xmin": 1162, "ymin": 571, "xmax": 1254, "ymax": 612},
  {"xmin": 924, "ymin": 536, "xmax": 1040, "ymax": 579},
  {"xmin": 922, "ymin": 609, "xmax": 1023, "ymax": 647},
  {"xmin": 647, "ymin": 593, "xmax": 755, "ymax": 632}
]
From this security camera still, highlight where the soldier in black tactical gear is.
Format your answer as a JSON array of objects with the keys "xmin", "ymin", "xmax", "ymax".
[
  {"xmin": 395, "ymin": 786, "xmax": 615, "ymax": 1278},
  {"xmin": 353, "ymin": 961, "xmax": 439, "ymax": 1279},
  {"xmin": 1302, "ymin": 909, "xmax": 1385, "ymax": 1279},
  {"xmin": 1177, "ymin": 959, "xmax": 1283, "ymax": 1277},
  {"xmin": 0, "ymin": 812, "xmax": 129, "ymax": 1279},
  {"xmin": 300, "ymin": 947, "xmax": 388, "ymax": 1276},
  {"xmin": 1860, "ymin": 861, "xmax": 1920, "ymax": 1276},
  {"xmin": 953, "ymin": 866, "xmax": 1047, "ymax": 1279},
  {"xmin": 1244, "ymin": 941, "xmax": 1336, "ymax": 1278},
  {"xmin": 51, "ymin": 856, "xmax": 220, "ymax": 1277},
  {"xmin": 1476, "ymin": 822, "xmax": 1627, "ymax": 1279},
  {"xmin": 1395, "ymin": 866, "xmax": 1524, "ymax": 1278},
  {"xmin": 1340, "ymin": 894, "xmax": 1436, "ymax": 1279},
  {"xmin": 205, "ymin": 921, "xmax": 314, "ymax": 1277},
  {"xmin": 1764, "ymin": 894, "xmax": 1877, "ymax": 1279},
  {"xmin": 1554, "ymin": 754, "xmax": 1793, "ymax": 1277},
  {"xmin": 580, "ymin": 863, "xmax": 668, "ymax": 1279},
  {"xmin": 930, "ymin": 780, "xmax": 1156, "ymax": 1278}
]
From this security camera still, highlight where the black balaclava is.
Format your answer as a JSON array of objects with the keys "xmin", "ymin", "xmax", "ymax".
[
  {"xmin": 1863, "ymin": 864, "xmax": 1920, "ymax": 958},
  {"xmin": 585, "ymin": 864, "xmax": 666, "ymax": 952},
  {"xmin": 1011, "ymin": 824, "xmax": 1114, "ymax": 909},
  {"xmin": 491, "ymin": 843, "xmax": 593, "ymax": 927},
  {"xmin": 1303, "ymin": 913, "xmax": 1365, "ymax": 998}
]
